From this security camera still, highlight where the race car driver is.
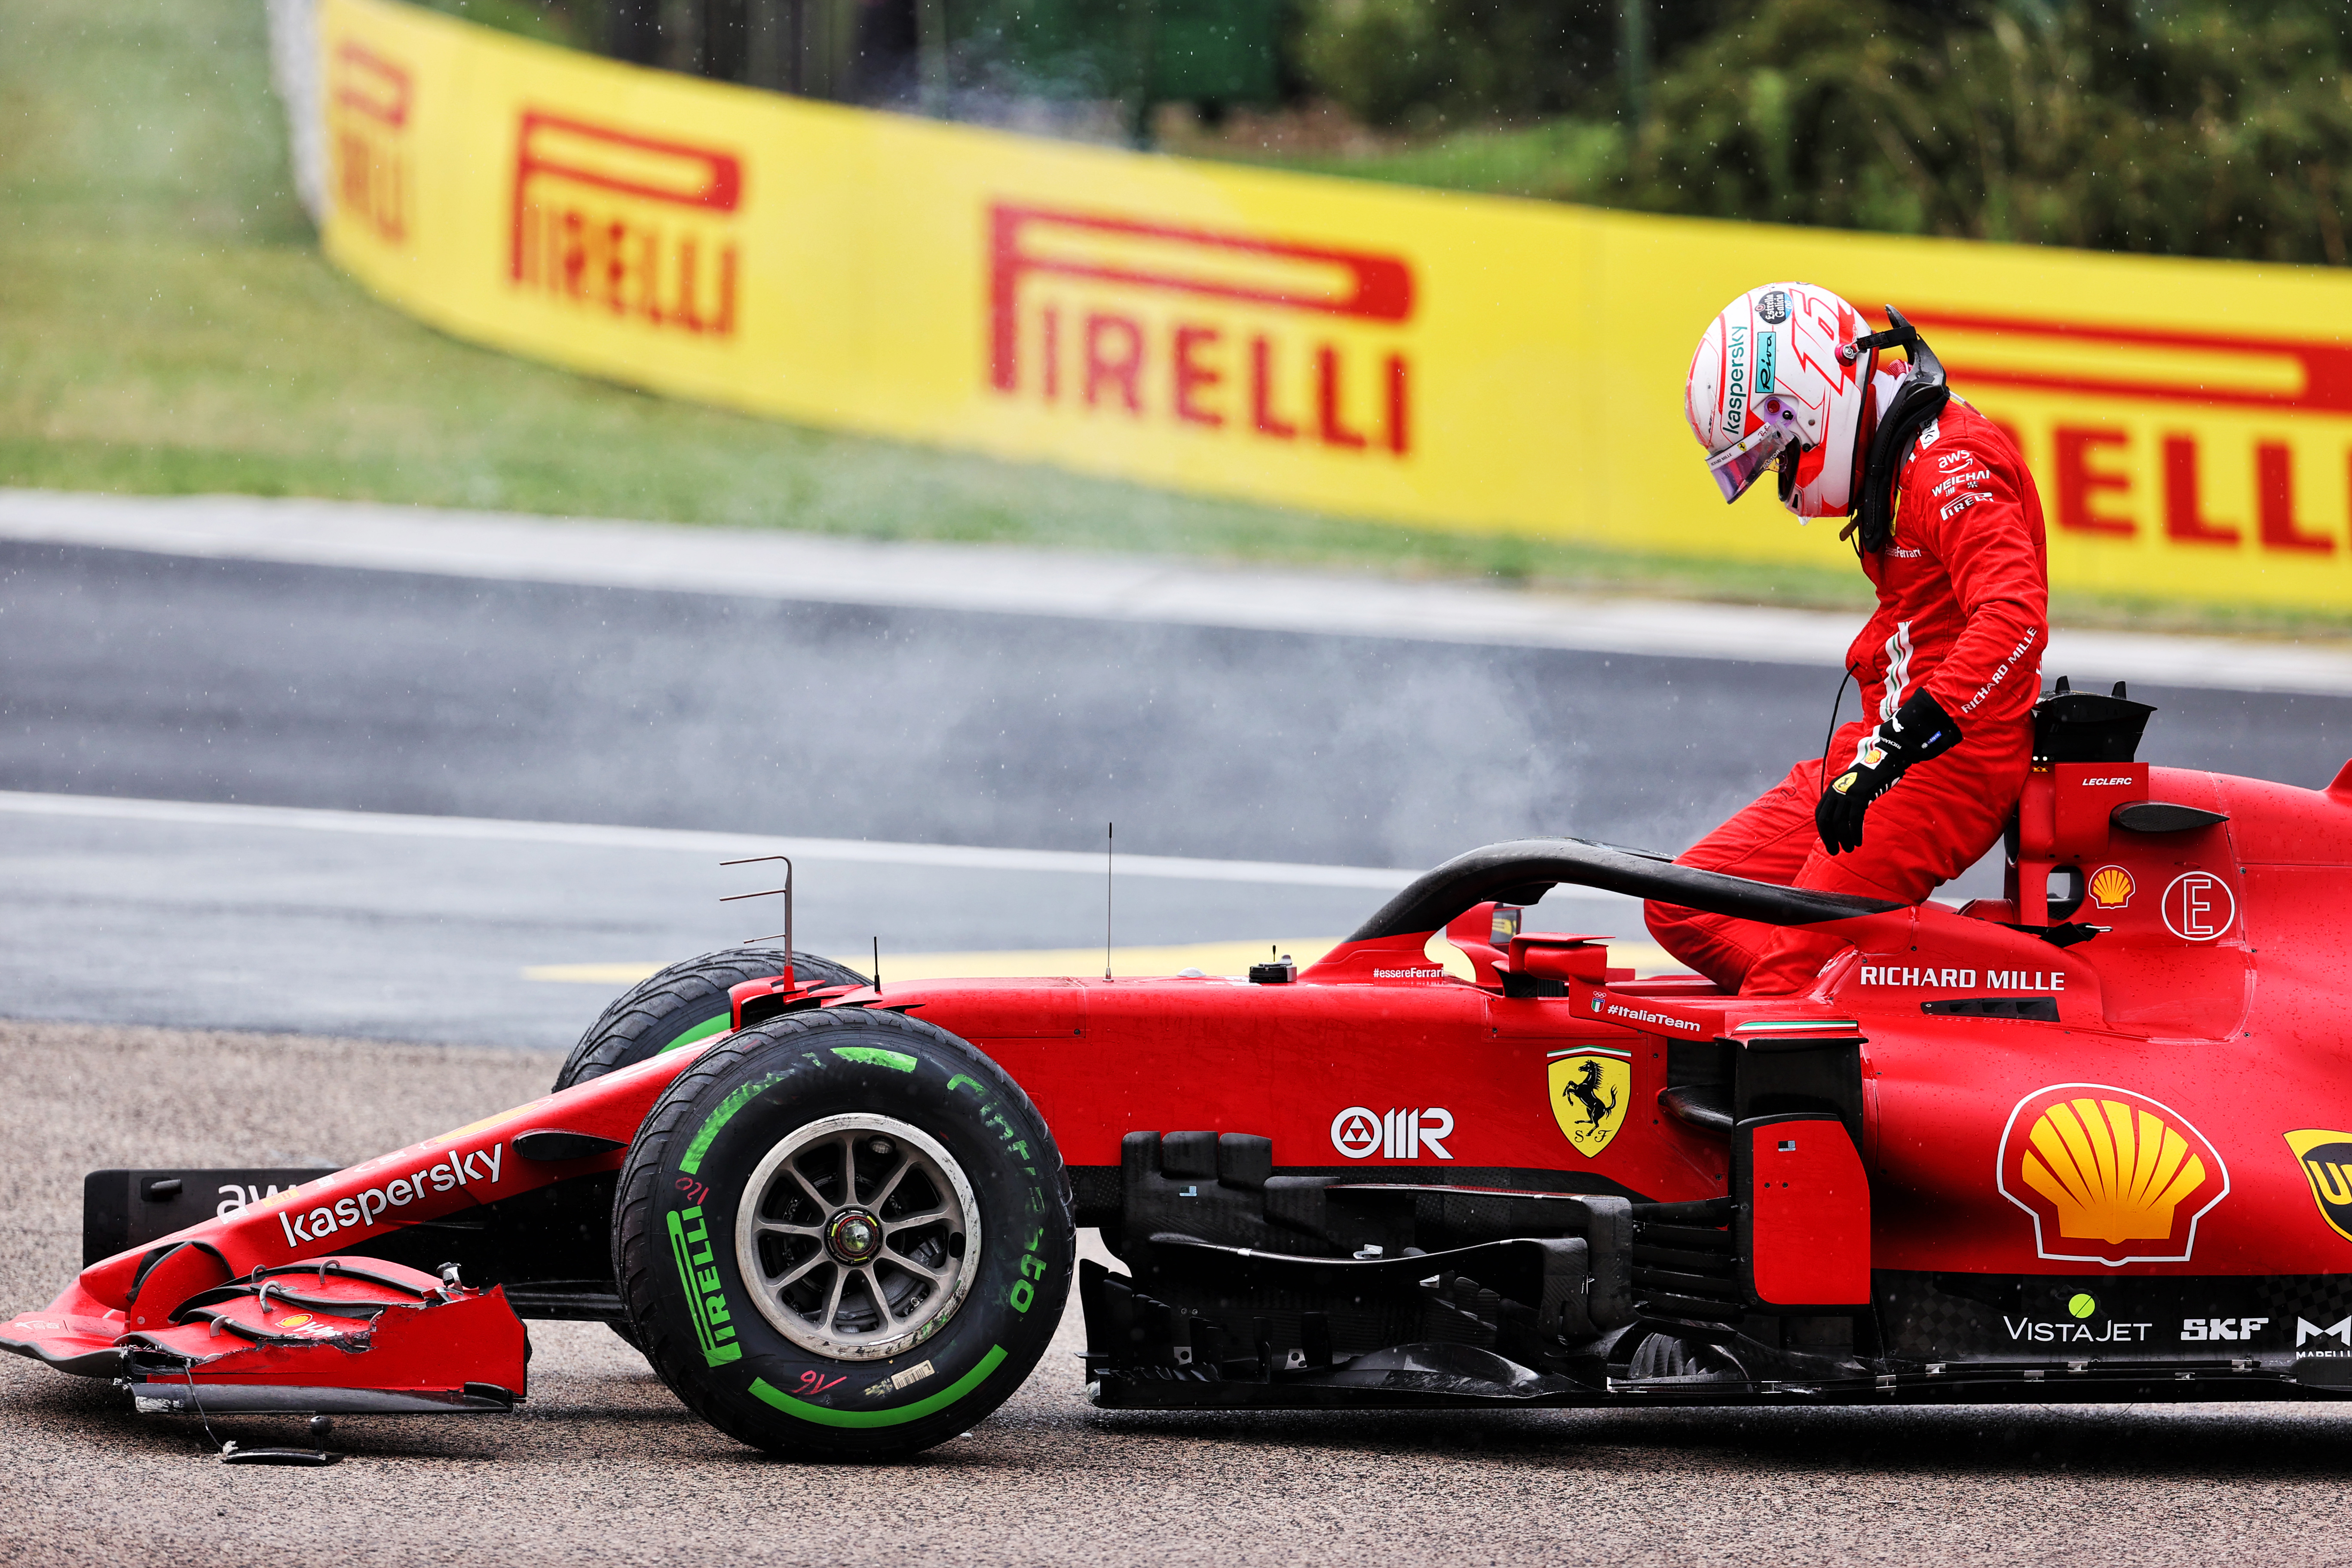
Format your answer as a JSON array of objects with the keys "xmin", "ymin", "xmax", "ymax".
[{"xmin": 1644, "ymin": 283, "xmax": 2049, "ymax": 995}]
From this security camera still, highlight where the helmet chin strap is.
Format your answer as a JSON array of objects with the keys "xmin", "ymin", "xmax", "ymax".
[{"xmin": 1839, "ymin": 306, "xmax": 1949, "ymax": 554}]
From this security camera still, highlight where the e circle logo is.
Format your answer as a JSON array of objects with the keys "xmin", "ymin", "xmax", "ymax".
[{"xmin": 2162, "ymin": 872, "xmax": 2236, "ymax": 942}]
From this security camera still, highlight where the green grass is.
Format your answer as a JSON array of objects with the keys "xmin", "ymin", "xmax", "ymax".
[
  {"xmin": 1201, "ymin": 118, "xmax": 1632, "ymax": 207},
  {"xmin": 1, "ymin": 0, "xmax": 2340, "ymax": 635}
]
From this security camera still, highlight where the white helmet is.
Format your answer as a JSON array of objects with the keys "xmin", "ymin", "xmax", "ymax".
[{"xmin": 1684, "ymin": 282, "xmax": 1877, "ymax": 518}]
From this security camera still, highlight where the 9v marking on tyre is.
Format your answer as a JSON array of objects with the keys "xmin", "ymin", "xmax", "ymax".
[{"xmin": 734, "ymin": 1113, "xmax": 980, "ymax": 1361}]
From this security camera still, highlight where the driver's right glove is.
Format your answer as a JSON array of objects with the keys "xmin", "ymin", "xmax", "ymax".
[{"xmin": 1814, "ymin": 688, "xmax": 1961, "ymax": 855}]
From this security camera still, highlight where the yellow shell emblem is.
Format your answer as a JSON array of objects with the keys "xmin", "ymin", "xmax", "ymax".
[
  {"xmin": 1549, "ymin": 1052, "xmax": 1629, "ymax": 1158},
  {"xmin": 2087, "ymin": 864, "xmax": 2135, "ymax": 910},
  {"xmin": 1997, "ymin": 1085, "xmax": 2228, "ymax": 1265}
]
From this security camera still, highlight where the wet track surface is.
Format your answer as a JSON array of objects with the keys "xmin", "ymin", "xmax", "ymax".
[
  {"xmin": 8, "ymin": 539, "xmax": 2352, "ymax": 870},
  {"xmin": 5, "ymin": 1018, "xmax": 2351, "ymax": 1568}
]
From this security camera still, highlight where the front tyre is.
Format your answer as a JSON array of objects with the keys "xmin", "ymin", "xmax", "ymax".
[
  {"xmin": 554, "ymin": 946, "xmax": 870, "ymax": 1093},
  {"xmin": 613, "ymin": 1008, "xmax": 1073, "ymax": 1459}
]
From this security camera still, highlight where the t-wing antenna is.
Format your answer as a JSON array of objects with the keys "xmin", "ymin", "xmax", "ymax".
[{"xmin": 721, "ymin": 855, "xmax": 793, "ymax": 970}]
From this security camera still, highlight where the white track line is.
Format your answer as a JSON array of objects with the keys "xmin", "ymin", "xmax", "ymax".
[
  {"xmin": 5, "ymin": 488, "xmax": 2349, "ymax": 693},
  {"xmin": 0, "ymin": 789, "xmax": 1419, "ymax": 890}
]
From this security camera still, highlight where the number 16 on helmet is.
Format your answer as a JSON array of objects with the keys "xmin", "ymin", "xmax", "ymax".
[{"xmin": 1684, "ymin": 282, "xmax": 1878, "ymax": 518}]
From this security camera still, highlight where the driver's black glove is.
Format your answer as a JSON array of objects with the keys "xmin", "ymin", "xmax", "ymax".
[{"xmin": 1815, "ymin": 688, "xmax": 1962, "ymax": 855}]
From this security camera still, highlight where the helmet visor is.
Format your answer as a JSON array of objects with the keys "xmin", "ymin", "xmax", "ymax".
[{"xmin": 1705, "ymin": 420, "xmax": 1799, "ymax": 504}]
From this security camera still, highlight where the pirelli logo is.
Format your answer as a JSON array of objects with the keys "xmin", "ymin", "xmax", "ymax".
[
  {"xmin": 508, "ymin": 111, "xmax": 742, "ymax": 338},
  {"xmin": 989, "ymin": 204, "xmax": 1415, "ymax": 455},
  {"xmin": 1897, "ymin": 309, "xmax": 2352, "ymax": 557},
  {"xmin": 328, "ymin": 40, "xmax": 410, "ymax": 245}
]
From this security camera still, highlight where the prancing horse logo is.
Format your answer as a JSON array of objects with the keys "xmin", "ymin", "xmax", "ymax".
[{"xmin": 1547, "ymin": 1052, "xmax": 1630, "ymax": 1158}]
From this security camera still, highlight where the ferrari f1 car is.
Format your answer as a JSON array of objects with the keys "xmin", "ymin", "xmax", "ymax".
[{"xmin": 12, "ymin": 682, "xmax": 2352, "ymax": 1457}]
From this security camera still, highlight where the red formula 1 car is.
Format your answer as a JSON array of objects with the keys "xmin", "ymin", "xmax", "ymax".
[{"xmin": 10, "ymin": 683, "xmax": 2352, "ymax": 1457}]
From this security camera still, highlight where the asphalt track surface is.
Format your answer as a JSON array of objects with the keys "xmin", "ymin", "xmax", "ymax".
[
  {"xmin": 7, "ymin": 1017, "xmax": 2352, "ymax": 1568},
  {"xmin": 10, "ymin": 532, "xmax": 2352, "ymax": 873}
]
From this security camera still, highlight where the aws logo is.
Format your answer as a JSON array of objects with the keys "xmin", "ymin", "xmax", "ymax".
[
  {"xmin": 2286, "ymin": 1129, "xmax": 2352, "ymax": 1244},
  {"xmin": 1997, "ymin": 1084, "xmax": 2229, "ymax": 1266}
]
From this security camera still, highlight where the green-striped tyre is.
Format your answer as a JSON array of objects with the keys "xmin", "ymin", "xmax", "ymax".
[
  {"xmin": 612, "ymin": 1008, "xmax": 1073, "ymax": 1459},
  {"xmin": 553, "ymin": 946, "xmax": 870, "ymax": 1094}
]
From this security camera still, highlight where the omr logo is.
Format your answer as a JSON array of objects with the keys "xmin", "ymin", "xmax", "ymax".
[
  {"xmin": 328, "ymin": 40, "xmax": 410, "ymax": 245},
  {"xmin": 989, "ymin": 204, "xmax": 1414, "ymax": 456},
  {"xmin": 1331, "ymin": 1106, "xmax": 1455, "ymax": 1160},
  {"xmin": 509, "ymin": 111, "xmax": 742, "ymax": 338}
]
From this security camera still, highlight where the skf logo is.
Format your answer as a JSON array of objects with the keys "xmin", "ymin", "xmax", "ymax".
[
  {"xmin": 989, "ymin": 205, "xmax": 1413, "ymax": 455},
  {"xmin": 2086, "ymin": 864, "xmax": 2135, "ymax": 910},
  {"xmin": 666, "ymin": 1204, "xmax": 741, "ymax": 1366},
  {"xmin": 1996, "ymin": 1084, "xmax": 2228, "ymax": 1266},
  {"xmin": 510, "ymin": 111, "xmax": 742, "ymax": 337},
  {"xmin": 1331, "ymin": 1106, "xmax": 1454, "ymax": 1160},
  {"xmin": 2285, "ymin": 1129, "xmax": 2352, "ymax": 1243},
  {"xmin": 1548, "ymin": 1049, "xmax": 1629, "ymax": 1158},
  {"xmin": 2180, "ymin": 1316, "xmax": 2269, "ymax": 1341},
  {"xmin": 328, "ymin": 40, "xmax": 410, "ymax": 244}
]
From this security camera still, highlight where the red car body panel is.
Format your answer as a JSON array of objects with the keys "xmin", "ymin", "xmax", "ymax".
[{"xmin": 9, "ymin": 755, "xmax": 2352, "ymax": 1404}]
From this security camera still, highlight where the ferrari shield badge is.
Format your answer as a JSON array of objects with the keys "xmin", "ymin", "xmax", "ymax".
[
  {"xmin": 1549, "ymin": 1050, "xmax": 1629, "ymax": 1158},
  {"xmin": 2285, "ymin": 1129, "xmax": 2352, "ymax": 1244}
]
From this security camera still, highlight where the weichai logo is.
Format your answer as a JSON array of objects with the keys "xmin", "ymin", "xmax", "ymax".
[
  {"xmin": 509, "ymin": 111, "xmax": 742, "ymax": 337},
  {"xmin": 1894, "ymin": 309, "xmax": 2352, "ymax": 559},
  {"xmin": 328, "ymin": 40, "xmax": 410, "ymax": 245},
  {"xmin": 988, "ymin": 204, "xmax": 1415, "ymax": 456}
]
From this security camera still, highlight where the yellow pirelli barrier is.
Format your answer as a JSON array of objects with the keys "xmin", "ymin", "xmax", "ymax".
[{"xmin": 317, "ymin": 0, "xmax": 2352, "ymax": 609}]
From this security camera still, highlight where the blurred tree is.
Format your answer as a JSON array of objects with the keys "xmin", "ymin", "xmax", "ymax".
[
  {"xmin": 1293, "ymin": 0, "xmax": 1728, "ymax": 129},
  {"xmin": 1622, "ymin": 0, "xmax": 2352, "ymax": 263}
]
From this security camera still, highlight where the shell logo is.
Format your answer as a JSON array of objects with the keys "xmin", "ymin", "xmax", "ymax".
[
  {"xmin": 275, "ymin": 1313, "xmax": 314, "ymax": 1329},
  {"xmin": 2087, "ymin": 864, "xmax": 2135, "ymax": 910},
  {"xmin": 1996, "ymin": 1084, "xmax": 2229, "ymax": 1266}
]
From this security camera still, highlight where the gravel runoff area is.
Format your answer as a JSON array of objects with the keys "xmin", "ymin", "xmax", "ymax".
[{"xmin": 6, "ymin": 1019, "xmax": 2352, "ymax": 1567}]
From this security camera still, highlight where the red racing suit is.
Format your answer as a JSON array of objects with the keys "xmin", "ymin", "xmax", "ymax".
[{"xmin": 1645, "ymin": 398, "xmax": 2049, "ymax": 995}]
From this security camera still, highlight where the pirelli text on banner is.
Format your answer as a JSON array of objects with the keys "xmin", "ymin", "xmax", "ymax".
[
  {"xmin": 309, "ymin": 0, "xmax": 2352, "ymax": 611},
  {"xmin": 328, "ymin": 37, "xmax": 410, "ymax": 245},
  {"xmin": 509, "ymin": 110, "xmax": 744, "ymax": 339},
  {"xmin": 989, "ymin": 204, "xmax": 1415, "ymax": 458}
]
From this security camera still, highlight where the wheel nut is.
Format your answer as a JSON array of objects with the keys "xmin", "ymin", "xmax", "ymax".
[{"xmin": 826, "ymin": 1209, "xmax": 882, "ymax": 1263}]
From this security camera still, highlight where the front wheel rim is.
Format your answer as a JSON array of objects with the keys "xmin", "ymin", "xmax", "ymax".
[{"xmin": 733, "ymin": 1113, "xmax": 982, "ymax": 1361}]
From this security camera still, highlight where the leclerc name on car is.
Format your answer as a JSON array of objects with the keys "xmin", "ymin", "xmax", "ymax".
[{"xmin": 274, "ymin": 1142, "xmax": 506, "ymax": 1249}]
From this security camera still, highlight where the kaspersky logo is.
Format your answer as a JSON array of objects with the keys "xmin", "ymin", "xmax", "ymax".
[
  {"xmin": 989, "ymin": 204, "xmax": 1414, "ymax": 455},
  {"xmin": 1996, "ymin": 1085, "xmax": 2228, "ymax": 1266},
  {"xmin": 668, "ymin": 1204, "xmax": 741, "ymax": 1366},
  {"xmin": 278, "ymin": 1142, "xmax": 504, "ymax": 1249}
]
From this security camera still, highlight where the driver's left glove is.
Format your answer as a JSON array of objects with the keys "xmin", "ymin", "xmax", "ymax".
[{"xmin": 1815, "ymin": 688, "xmax": 1962, "ymax": 855}]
